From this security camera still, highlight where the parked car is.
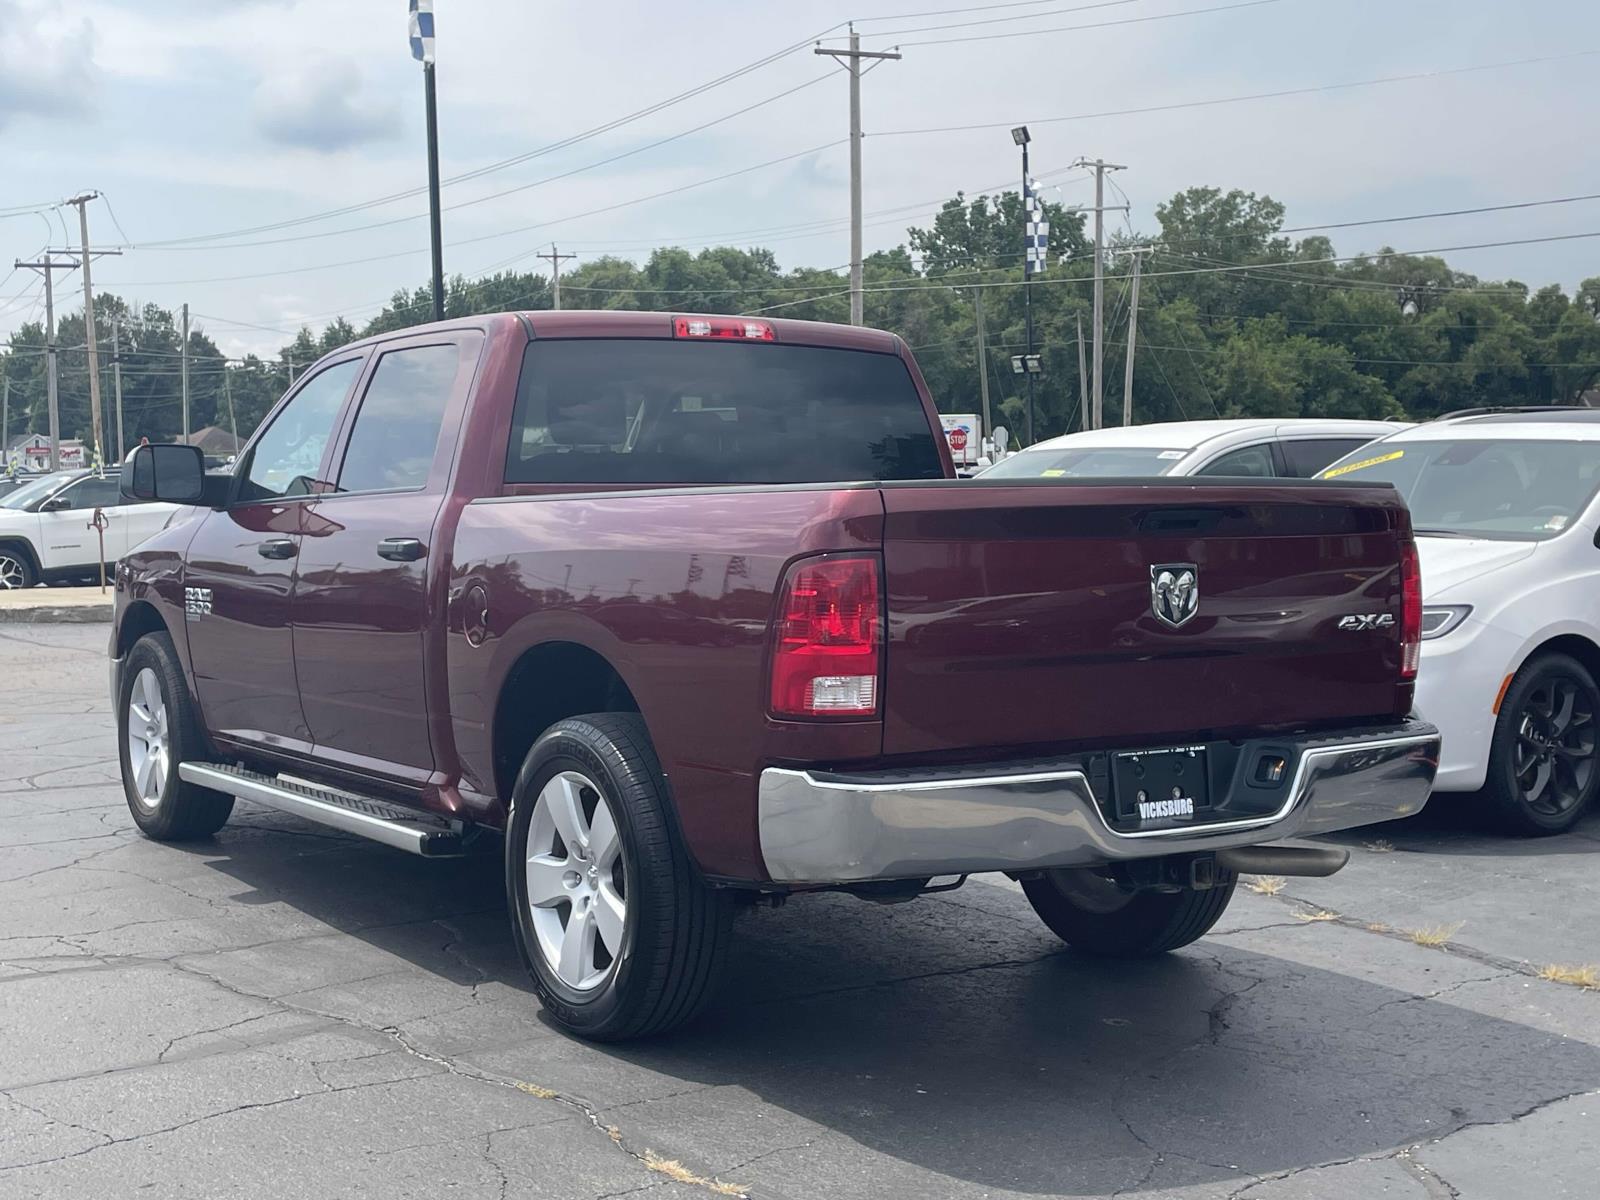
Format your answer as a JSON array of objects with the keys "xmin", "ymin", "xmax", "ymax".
[
  {"xmin": 110, "ymin": 311, "xmax": 1438, "ymax": 1040},
  {"xmin": 0, "ymin": 470, "xmax": 178, "ymax": 589},
  {"xmin": 0, "ymin": 473, "xmax": 46, "ymax": 501},
  {"xmin": 1319, "ymin": 408, "xmax": 1600, "ymax": 834},
  {"xmin": 978, "ymin": 418, "xmax": 1408, "ymax": 480}
]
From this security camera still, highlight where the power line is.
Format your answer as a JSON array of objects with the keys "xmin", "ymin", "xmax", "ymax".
[
  {"xmin": 894, "ymin": 0, "xmax": 1277, "ymax": 47},
  {"xmin": 850, "ymin": 0, "xmax": 1144, "ymax": 39},
  {"xmin": 137, "ymin": 72, "xmax": 840, "ymax": 254},
  {"xmin": 874, "ymin": 49, "xmax": 1600, "ymax": 135},
  {"xmin": 108, "ymin": 141, "xmax": 847, "ymax": 287},
  {"xmin": 132, "ymin": 25, "xmax": 849, "ymax": 250}
]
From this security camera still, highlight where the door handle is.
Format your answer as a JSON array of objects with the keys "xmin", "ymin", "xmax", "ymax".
[
  {"xmin": 377, "ymin": 537, "xmax": 426, "ymax": 563},
  {"xmin": 258, "ymin": 538, "xmax": 297, "ymax": 560}
]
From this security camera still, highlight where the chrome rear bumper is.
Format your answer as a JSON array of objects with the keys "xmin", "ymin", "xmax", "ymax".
[{"xmin": 757, "ymin": 720, "xmax": 1439, "ymax": 884}]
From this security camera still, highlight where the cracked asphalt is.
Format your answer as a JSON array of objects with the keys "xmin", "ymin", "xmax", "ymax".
[{"xmin": 2, "ymin": 622, "xmax": 1598, "ymax": 1199}]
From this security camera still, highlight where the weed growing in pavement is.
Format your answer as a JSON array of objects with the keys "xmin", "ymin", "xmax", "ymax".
[
  {"xmin": 1537, "ymin": 964, "xmax": 1600, "ymax": 990},
  {"xmin": 1295, "ymin": 908, "xmax": 1339, "ymax": 922},
  {"xmin": 1365, "ymin": 839, "xmax": 1395, "ymax": 853},
  {"xmin": 1244, "ymin": 875, "xmax": 1287, "ymax": 896},
  {"xmin": 1406, "ymin": 923, "xmax": 1464, "ymax": 948},
  {"xmin": 642, "ymin": 1151, "xmax": 747, "ymax": 1197}
]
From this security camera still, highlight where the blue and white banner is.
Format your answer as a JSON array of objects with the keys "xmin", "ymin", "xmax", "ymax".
[
  {"xmin": 409, "ymin": 0, "xmax": 435, "ymax": 64},
  {"xmin": 1023, "ymin": 176, "xmax": 1049, "ymax": 277}
]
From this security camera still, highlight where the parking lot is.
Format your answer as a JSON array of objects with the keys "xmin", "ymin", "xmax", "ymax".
[{"xmin": 1, "ymin": 621, "xmax": 1596, "ymax": 1199}]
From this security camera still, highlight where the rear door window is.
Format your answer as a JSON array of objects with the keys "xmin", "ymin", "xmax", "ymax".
[
  {"xmin": 1195, "ymin": 444, "xmax": 1276, "ymax": 478},
  {"xmin": 1280, "ymin": 438, "xmax": 1373, "ymax": 478},
  {"xmin": 336, "ymin": 344, "xmax": 461, "ymax": 494},
  {"xmin": 505, "ymin": 340, "xmax": 943, "ymax": 485}
]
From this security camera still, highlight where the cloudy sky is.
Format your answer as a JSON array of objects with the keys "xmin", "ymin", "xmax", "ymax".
[{"xmin": 2, "ymin": 0, "xmax": 1596, "ymax": 360}]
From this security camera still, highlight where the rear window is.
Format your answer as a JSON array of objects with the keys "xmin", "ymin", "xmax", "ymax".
[{"xmin": 504, "ymin": 339, "xmax": 943, "ymax": 485}]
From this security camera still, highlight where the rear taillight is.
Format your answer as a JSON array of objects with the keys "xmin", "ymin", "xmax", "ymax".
[
  {"xmin": 1400, "ymin": 537, "xmax": 1422, "ymax": 679},
  {"xmin": 673, "ymin": 316, "xmax": 776, "ymax": 341},
  {"xmin": 769, "ymin": 555, "xmax": 881, "ymax": 719}
]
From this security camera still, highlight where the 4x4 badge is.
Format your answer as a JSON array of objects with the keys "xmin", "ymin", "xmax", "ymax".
[{"xmin": 1150, "ymin": 564, "xmax": 1199, "ymax": 628}]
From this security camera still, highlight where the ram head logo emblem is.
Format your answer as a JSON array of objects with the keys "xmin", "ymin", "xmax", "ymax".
[{"xmin": 1150, "ymin": 564, "xmax": 1199, "ymax": 629}]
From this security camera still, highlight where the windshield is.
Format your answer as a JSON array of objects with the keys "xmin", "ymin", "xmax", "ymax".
[
  {"xmin": 0, "ymin": 473, "xmax": 74, "ymax": 510},
  {"xmin": 980, "ymin": 446, "xmax": 1188, "ymax": 479},
  {"xmin": 1319, "ymin": 439, "xmax": 1600, "ymax": 540}
]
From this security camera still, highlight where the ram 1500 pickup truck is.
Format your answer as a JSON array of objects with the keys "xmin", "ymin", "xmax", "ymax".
[{"xmin": 111, "ymin": 310, "xmax": 1439, "ymax": 1040}]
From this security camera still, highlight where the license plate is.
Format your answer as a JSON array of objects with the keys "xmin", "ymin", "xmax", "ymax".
[{"xmin": 1113, "ymin": 745, "xmax": 1210, "ymax": 827}]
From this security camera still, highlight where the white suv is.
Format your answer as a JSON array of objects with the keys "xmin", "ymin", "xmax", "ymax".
[
  {"xmin": 0, "ymin": 470, "xmax": 178, "ymax": 589},
  {"xmin": 1320, "ymin": 409, "xmax": 1600, "ymax": 834}
]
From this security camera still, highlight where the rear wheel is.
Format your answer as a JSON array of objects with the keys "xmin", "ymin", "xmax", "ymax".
[
  {"xmin": 118, "ymin": 632, "xmax": 234, "ymax": 840},
  {"xmin": 506, "ymin": 714, "xmax": 733, "ymax": 1040},
  {"xmin": 1483, "ymin": 653, "xmax": 1600, "ymax": 836},
  {"xmin": 1022, "ymin": 866, "xmax": 1237, "ymax": 956}
]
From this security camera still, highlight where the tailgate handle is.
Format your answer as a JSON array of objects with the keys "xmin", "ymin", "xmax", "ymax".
[{"xmin": 1138, "ymin": 507, "xmax": 1228, "ymax": 534}]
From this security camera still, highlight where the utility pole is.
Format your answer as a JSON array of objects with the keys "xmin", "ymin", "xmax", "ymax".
[
  {"xmin": 180, "ymin": 303, "xmax": 190, "ymax": 444},
  {"xmin": 1014, "ymin": 125, "xmax": 1037, "ymax": 445},
  {"xmin": 111, "ymin": 314, "xmax": 125, "ymax": 463},
  {"xmin": 1070, "ymin": 157, "xmax": 1125, "ymax": 429},
  {"xmin": 1122, "ymin": 248, "xmax": 1144, "ymax": 427},
  {"xmin": 224, "ymin": 369, "xmax": 238, "ymax": 451},
  {"xmin": 2, "ymin": 378, "xmax": 8, "ymax": 463},
  {"xmin": 1075, "ymin": 312, "xmax": 1089, "ymax": 433},
  {"xmin": 815, "ymin": 28, "xmax": 900, "ymax": 326},
  {"xmin": 14, "ymin": 255, "xmax": 75, "ymax": 471},
  {"xmin": 64, "ymin": 192, "xmax": 122, "ymax": 465},
  {"xmin": 974, "ymin": 290, "xmax": 992, "ymax": 439},
  {"xmin": 536, "ymin": 245, "xmax": 577, "ymax": 311}
]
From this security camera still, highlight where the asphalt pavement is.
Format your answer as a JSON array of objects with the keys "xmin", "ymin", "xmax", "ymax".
[{"xmin": 1, "ymin": 622, "xmax": 1597, "ymax": 1199}]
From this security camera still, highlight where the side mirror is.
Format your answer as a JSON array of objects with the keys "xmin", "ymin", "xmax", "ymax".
[{"xmin": 121, "ymin": 444, "xmax": 207, "ymax": 505}]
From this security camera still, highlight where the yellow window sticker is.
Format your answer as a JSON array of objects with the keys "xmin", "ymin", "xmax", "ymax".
[
  {"xmin": 1041, "ymin": 468, "xmax": 1067, "ymax": 477},
  {"xmin": 1320, "ymin": 449, "xmax": 1405, "ymax": 479}
]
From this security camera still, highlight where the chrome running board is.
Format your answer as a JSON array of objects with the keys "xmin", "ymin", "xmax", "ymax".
[{"xmin": 179, "ymin": 762, "xmax": 464, "ymax": 857}]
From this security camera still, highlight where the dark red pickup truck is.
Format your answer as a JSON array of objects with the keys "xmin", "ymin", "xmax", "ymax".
[{"xmin": 112, "ymin": 310, "xmax": 1438, "ymax": 1039}]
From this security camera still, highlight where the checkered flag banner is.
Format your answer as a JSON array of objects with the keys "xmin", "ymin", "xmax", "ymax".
[
  {"xmin": 1024, "ymin": 176, "xmax": 1049, "ymax": 278},
  {"xmin": 409, "ymin": 0, "xmax": 435, "ymax": 64}
]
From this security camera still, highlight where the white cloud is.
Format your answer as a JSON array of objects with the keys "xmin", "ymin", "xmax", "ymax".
[
  {"xmin": 0, "ymin": 0, "xmax": 99, "ymax": 128},
  {"xmin": 254, "ymin": 59, "xmax": 400, "ymax": 152}
]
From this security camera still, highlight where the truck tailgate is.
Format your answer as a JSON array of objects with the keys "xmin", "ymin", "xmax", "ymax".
[{"xmin": 880, "ymin": 480, "xmax": 1411, "ymax": 758}]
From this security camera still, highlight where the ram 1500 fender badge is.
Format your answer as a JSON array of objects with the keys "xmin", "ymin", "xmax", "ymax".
[
  {"xmin": 1150, "ymin": 564, "xmax": 1199, "ymax": 628},
  {"xmin": 184, "ymin": 587, "xmax": 212, "ymax": 621},
  {"xmin": 1338, "ymin": 613, "xmax": 1395, "ymax": 631}
]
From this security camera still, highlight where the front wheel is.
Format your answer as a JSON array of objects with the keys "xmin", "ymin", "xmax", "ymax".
[
  {"xmin": 118, "ymin": 632, "xmax": 234, "ymax": 840},
  {"xmin": 0, "ymin": 546, "xmax": 35, "ymax": 590},
  {"xmin": 506, "ymin": 714, "xmax": 733, "ymax": 1041},
  {"xmin": 1022, "ymin": 866, "xmax": 1237, "ymax": 957},
  {"xmin": 1483, "ymin": 652, "xmax": 1600, "ymax": 836}
]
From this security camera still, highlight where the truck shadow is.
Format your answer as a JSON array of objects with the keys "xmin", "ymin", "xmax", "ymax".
[
  {"xmin": 185, "ymin": 815, "xmax": 1600, "ymax": 1197},
  {"xmin": 1323, "ymin": 798, "xmax": 1600, "ymax": 858}
]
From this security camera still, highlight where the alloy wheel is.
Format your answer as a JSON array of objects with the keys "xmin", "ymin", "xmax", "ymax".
[
  {"xmin": 1512, "ymin": 674, "xmax": 1597, "ymax": 817},
  {"xmin": 524, "ymin": 770, "xmax": 628, "ymax": 992},
  {"xmin": 126, "ymin": 668, "xmax": 171, "ymax": 809},
  {"xmin": 0, "ymin": 554, "xmax": 26, "ymax": 589}
]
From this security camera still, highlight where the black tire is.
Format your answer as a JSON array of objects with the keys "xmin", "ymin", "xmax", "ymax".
[
  {"xmin": 505, "ymin": 713, "xmax": 733, "ymax": 1041},
  {"xmin": 0, "ymin": 543, "xmax": 36, "ymax": 590},
  {"xmin": 1482, "ymin": 652, "xmax": 1600, "ymax": 836},
  {"xmin": 118, "ymin": 632, "xmax": 234, "ymax": 840},
  {"xmin": 1022, "ymin": 866, "xmax": 1237, "ymax": 957}
]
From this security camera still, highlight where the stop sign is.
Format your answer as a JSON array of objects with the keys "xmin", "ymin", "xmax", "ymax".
[{"xmin": 948, "ymin": 428, "xmax": 968, "ymax": 451}]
